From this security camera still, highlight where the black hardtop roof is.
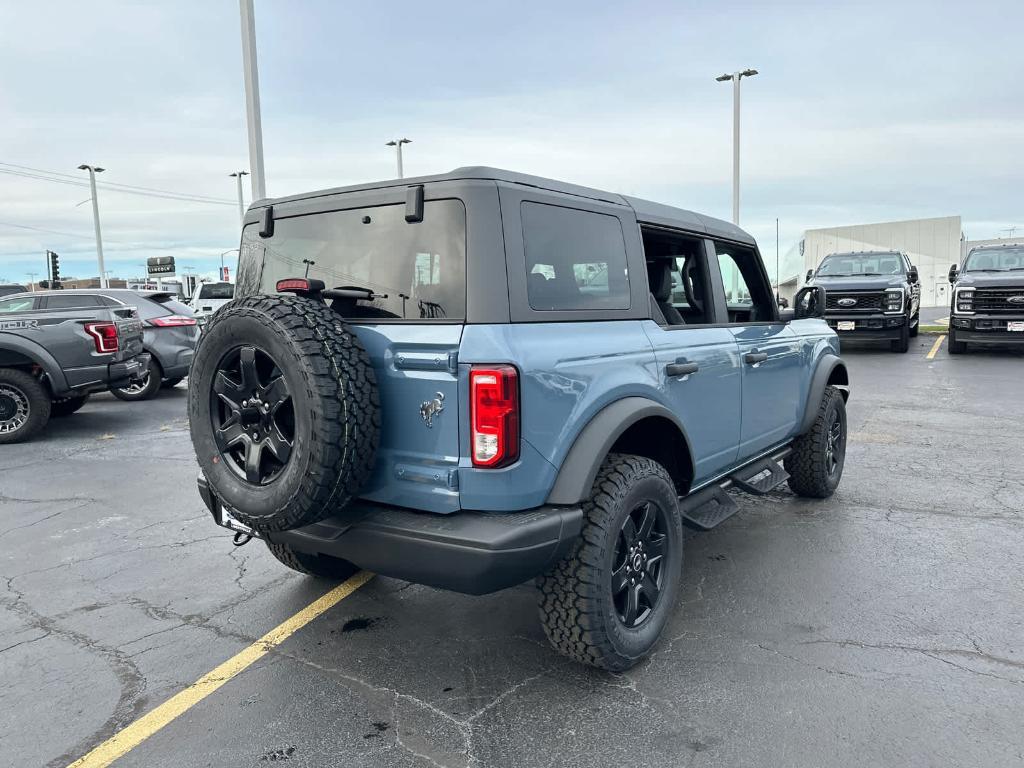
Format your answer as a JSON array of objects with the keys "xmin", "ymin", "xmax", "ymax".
[{"xmin": 254, "ymin": 166, "xmax": 755, "ymax": 246}]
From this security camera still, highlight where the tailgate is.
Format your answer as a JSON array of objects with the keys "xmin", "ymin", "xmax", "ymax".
[{"xmin": 111, "ymin": 307, "xmax": 145, "ymax": 359}]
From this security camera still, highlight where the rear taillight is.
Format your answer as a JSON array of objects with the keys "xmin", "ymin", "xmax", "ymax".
[
  {"xmin": 470, "ymin": 365, "xmax": 519, "ymax": 468},
  {"xmin": 84, "ymin": 322, "xmax": 119, "ymax": 353},
  {"xmin": 148, "ymin": 315, "xmax": 197, "ymax": 327}
]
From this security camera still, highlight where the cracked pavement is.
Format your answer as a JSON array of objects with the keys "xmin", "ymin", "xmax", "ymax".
[{"xmin": 1, "ymin": 338, "xmax": 1023, "ymax": 767}]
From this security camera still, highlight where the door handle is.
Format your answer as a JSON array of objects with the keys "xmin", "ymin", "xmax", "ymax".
[
  {"xmin": 744, "ymin": 352, "xmax": 769, "ymax": 365},
  {"xmin": 665, "ymin": 361, "xmax": 699, "ymax": 377}
]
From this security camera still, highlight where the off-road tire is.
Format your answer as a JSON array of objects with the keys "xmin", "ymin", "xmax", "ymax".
[
  {"xmin": 536, "ymin": 454, "xmax": 683, "ymax": 671},
  {"xmin": 111, "ymin": 356, "xmax": 163, "ymax": 401},
  {"xmin": 909, "ymin": 313, "xmax": 919, "ymax": 337},
  {"xmin": 785, "ymin": 385, "xmax": 846, "ymax": 498},
  {"xmin": 265, "ymin": 540, "xmax": 359, "ymax": 580},
  {"xmin": 161, "ymin": 377, "xmax": 184, "ymax": 389},
  {"xmin": 189, "ymin": 294, "xmax": 380, "ymax": 535},
  {"xmin": 948, "ymin": 329, "xmax": 966, "ymax": 355},
  {"xmin": 0, "ymin": 369, "xmax": 51, "ymax": 444},
  {"xmin": 891, "ymin": 324, "xmax": 910, "ymax": 353},
  {"xmin": 51, "ymin": 394, "xmax": 90, "ymax": 417}
]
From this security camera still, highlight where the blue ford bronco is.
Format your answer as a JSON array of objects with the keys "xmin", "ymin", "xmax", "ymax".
[{"xmin": 189, "ymin": 167, "xmax": 849, "ymax": 670}]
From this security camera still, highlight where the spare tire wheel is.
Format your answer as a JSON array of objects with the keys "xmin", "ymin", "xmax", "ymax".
[{"xmin": 188, "ymin": 294, "xmax": 380, "ymax": 534}]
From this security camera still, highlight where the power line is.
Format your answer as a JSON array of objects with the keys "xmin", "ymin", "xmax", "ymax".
[
  {"xmin": 0, "ymin": 162, "xmax": 237, "ymax": 206},
  {"xmin": 0, "ymin": 220, "xmax": 230, "ymax": 257}
]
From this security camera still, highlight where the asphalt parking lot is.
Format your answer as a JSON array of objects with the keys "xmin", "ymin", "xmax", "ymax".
[{"xmin": 2, "ymin": 336, "xmax": 1022, "ymax": 768}]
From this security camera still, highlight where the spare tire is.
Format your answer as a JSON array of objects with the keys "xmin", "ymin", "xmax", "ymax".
[{"xmin": 188, "ymin": 294, "xmax": 380, "ymax": 534}]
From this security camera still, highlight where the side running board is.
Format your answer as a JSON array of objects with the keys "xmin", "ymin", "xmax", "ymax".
[{"xmin": 678, "ymin": 450, "xmax": 791, "ymax": 531}]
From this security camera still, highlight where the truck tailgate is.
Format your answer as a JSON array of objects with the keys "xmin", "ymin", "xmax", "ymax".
[{"xmin": 111, "ymin": 307, "xmax": 144, "ymax": 359}]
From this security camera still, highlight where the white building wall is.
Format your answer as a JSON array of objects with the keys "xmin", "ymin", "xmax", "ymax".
[{"xmin": 801, "ymin": 216, "xmax": 962, "ymax": 308}]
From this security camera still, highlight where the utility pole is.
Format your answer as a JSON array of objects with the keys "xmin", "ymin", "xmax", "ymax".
[
  {"xmin": 715, "ymin": 69, "xmax": 758, "ymax": 225},
  {"xmin": 386, "ymin": 138, "xmax": 412, "ymax": 178},
  {"xmin": 229, "ymin": 171, "xmax": 249, "ymax": 221},
  {"xmin": 78, "ymin": 164, "xmax": 107, "ymax": 288},
  {"xmin": 239, "ymin": 0, "xmax": 267, "ymax": 200},
  {"xmin": 26, "ymin": 272, "xmax": 38, "ymax": 291},
  {"xmin": 776, "ymin": 218, "xmax": 780, "ymax": 301}
]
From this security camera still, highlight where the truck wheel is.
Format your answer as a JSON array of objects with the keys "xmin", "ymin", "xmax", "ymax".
[
  {"xmin": 51, "ymin": 394, "xmax": 90, "ymax": 417},
  {"xmin": 909, "ymin": 313, "xmax": 919, "ymax": 337},
  {"xmin": 785, "ymin": 385, "xmax": 846, "ymax": 498},
  {"xmin": 0, "ymin": 369, "xmax": 51, "ymax": 444},
  {"xmin": 265, "ymin": 541, "xmax": 359, "ymax": 580},
  {"xmin": 189, "ymin": 295, "xmax": 380, "ymax": 535},
  {"xmin": 890, "ymin": 324, "xmax": 910, "ymax": 353},
  {"xmin": 948, "ymin": 329, "xmax": 967, "ymax": 354},
  {"xmin": 111, "ymin": 357, "xmax": 163, "ymax": 401},
  {"xmin": 536, "ymin": 454, "xmax": 683, "ymax": 671}
]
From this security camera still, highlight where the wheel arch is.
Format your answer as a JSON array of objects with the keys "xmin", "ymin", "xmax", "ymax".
[
  {"xmin": 797, "ymin": 355, "xmax": 849, "ymax": 436},
  {"xmin": 546, "ymin": 397, "xmax": 695, "ymax": 505},
  {"xmin": 0, "ymin": 339, "xmax": 68, "ymax": 395}
]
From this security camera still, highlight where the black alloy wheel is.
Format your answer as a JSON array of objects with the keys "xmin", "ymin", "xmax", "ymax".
[
  {"xmin": 612, "ymin": 500, "xmax": 670, "ymax": 628},
  {"xmin": 211, "ymin": 346, "xmax": 295, "ymax": 485},
  {"xmin": 824, "ymin": 407, "xmax": 844, "ymax": 479},
  {"xmin": 0, "ymin": 384, "xmax": 29, "ymax": 435}
]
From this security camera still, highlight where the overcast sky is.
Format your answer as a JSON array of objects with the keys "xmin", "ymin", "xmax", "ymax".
[{"xmin": 1, "ymin": 0, "xmax": 1021, "ymax": 284}]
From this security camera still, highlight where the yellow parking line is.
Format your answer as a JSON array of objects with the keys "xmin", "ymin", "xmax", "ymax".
[
  {"xmin": 67, "ymin": 570, "xmax": 375, "ymax": 768},
  {"xmin": 926, "ymin": 334, "xmax": 946, "ymax": 359}
]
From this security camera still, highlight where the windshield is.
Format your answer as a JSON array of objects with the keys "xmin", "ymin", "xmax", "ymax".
[
  {"xmin": 816, "ymin": 252, "xmax": 905, "ymax": 277},
  {"xmin": 246, "ymin": 199, "xmax": 467, "ymax": 321},
  {"xmin": 197, "ymin": 283, "xmax": 234, "ymax": 300},
  {"xmin": 963, "ymin": 247, "xmax": 1024, "ymax": 272}
]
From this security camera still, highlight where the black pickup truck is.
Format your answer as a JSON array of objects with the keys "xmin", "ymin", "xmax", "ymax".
[
  {"xmin": 806, "ymin": 250, "xmax": 921, "ymax": 353},
  {"xmin": 948, "ymin": 244, "xmax": 1024, "ymax": 353},
  {"xmin": 0, "ymin": 292, "xmax": 148, "ymax": 443}
]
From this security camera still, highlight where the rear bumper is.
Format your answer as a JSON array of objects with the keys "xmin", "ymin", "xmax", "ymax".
[
  {"xmin": 62, "ymin": 353, "xmax": 150, "ymax": 395},
  {"xmin": 825, "ymin": 314, "xmax": 906, "ymax": 340},
  {"xmin": 197, "ymin": 476, "xmax": 583, "ymax": 595},
  {"xmin": 108, "ymin": 354, "xmax": 150, "ymax": 389}
]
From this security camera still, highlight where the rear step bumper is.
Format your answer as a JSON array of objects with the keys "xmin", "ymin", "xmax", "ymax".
[{"xmin": 198, "ymin": 477, "xmax": 583, "ymax": 595}]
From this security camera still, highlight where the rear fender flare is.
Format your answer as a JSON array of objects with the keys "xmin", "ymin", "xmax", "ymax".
[
  {"xmin": 0, "ymin": 337, "xmax": 69, "ymax": 395},
  {"xmin": 546, "ymin": 397, "xmax": 695, "ymax": 505},
  {"xmin": 798, "ymin": 355, "xmax": 849, "ymax": 435}
]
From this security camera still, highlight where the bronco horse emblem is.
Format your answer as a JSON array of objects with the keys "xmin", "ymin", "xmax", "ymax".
[{"xmin": 419, "ymin": 391, "xmax": 445, "ymax": 428}]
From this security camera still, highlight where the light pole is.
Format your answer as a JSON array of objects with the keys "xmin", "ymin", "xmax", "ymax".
[
  {"xmin": 26, "ymin": 272, "xmax": 38, "ymax": 291},
  {"xmin": 715, "ymin": 69, "xmax": 758, "ymax": 225},
  {"xmin": 386, "ymin": 138, "xmax": 412, "ymax": 178},
  {"xmin": 78, "ymin": 164, "xmax": 107, "ymax": 288},
  {"xmin": 229, "ymin": 171, "xmax": 249, "ymax": 222},
  {"xmin": 239, "ymin": 0, "xmax": 266, "ymax": 200},
  {"xmin": 220, "ymin": 249, "xmax": 239, "ymax": 280}
]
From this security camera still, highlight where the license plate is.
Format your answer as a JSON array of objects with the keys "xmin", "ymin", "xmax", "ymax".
[
  {"xmin": 837, "ymin": 321, "xmax": 856, "ymax": 331},
  {"xmin": 218, "ymin": 504, "xmax": 256, "ymax": 537},
  {"xmin": 1009, "ymin": 321, "xmax": 1024, "ymax": 332}
]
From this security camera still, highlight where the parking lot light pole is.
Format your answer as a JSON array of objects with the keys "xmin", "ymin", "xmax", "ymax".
[
  {"xmin": 229, "ymin": 171, "xmax": 249, "ymax": 221},
  {"xmin": 386, "ymin": 138, "xmax": 411, "ymax": 178},
  {"xmin": 715, "ymin": 69, "xmax": 758, "ymax": 225},
  {"xmin": 78, "ymin": 164, "xmax": 107, "ymax": 288},
  {"xmin": 239, "ymin": 0, "xmax": 266, "ymax": 201},
  {"xmin": 25, "ymin": 272, "xmax": 37, "ymax": 291}
]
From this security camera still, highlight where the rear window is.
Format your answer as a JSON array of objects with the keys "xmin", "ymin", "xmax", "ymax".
[
  {"xmin": 45, "ymin": 294, "xmax": 101, "ymax": 309},
  {"xmin": 247, "ymin": 199, "xmax": 467, "ymax": 321},
  {"xmin": 521, "ymin": 202, "xmax": 630, "ymax": 311},
  {"xmin": 198, "ymin": 283, "xmax": 234, "ymax": 300}
]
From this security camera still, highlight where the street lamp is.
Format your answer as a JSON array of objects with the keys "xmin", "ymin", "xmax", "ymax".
[
  {"xmin": 78, "ymin": 164, "xmax": 108, "ymax": 288},
  {"xmin": 715, "ymin": 68, "xmax": 758, "ymax": 225},
  {"xmin": 238, "ymin": 0, "xmax": 266, "ymax": 200},
  {"xmin": 26, "ymin": 272, "xmax": 38, "ymax": 291},
  {"xmin": 229, "ymin": 171, "xmax": 249, "ymax": 222},
  {"xmin": 220, "ymin": 249, "xmax": 239, "ymax": 278},
  {"xmin": 386, "ymin": 138, "xmax": 412, "ymax": 178}
]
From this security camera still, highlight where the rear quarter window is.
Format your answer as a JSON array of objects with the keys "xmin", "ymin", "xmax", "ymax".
[{"xmin": 521, "ymin": 202, "xmax": 630, "ymax": 311}]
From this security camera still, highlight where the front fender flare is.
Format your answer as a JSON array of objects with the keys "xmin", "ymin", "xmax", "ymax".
[
  {"xmin": 545, "ymin": 397, "xmax": 694, "ymax": 506},
  {"xmin": 798, "ymin": 354, "xmax": 849, "ymax": 435}
]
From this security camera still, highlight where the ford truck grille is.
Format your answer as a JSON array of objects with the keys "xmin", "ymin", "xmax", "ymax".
[
  {"xmin": 973, "ymin": 287, "xmax": 1024, "ymax": 314},
  {"xmin": 825, "ymin": 291, "xmax": 884, "ymax": 312}
]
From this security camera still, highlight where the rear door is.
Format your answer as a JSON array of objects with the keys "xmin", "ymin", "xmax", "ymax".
[
  {"xmin": 245, "ymin": 192, "xmax": 468, "ymax": 513},
  {"xmin": 710, "ymin": 240, "xmax": 804, "ymax": 458}
]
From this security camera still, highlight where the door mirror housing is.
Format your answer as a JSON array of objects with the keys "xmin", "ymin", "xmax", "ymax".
[
  {"xmin": 790, "ymin": 285, "xmax": 826, "ymax": 320},
  {"xmin": 907, "ymin": 266, "xmax": 919, "ymax": 283},
  {"xmin": 948, "ymin": 264, "xmax": 959, "ymax": 284},
  {"xmin": 805, "ymin": 269, "xmax": 814, "ymax": 283}
]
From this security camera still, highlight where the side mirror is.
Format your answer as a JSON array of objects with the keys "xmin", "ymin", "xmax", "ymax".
[
  {"xmin": 907, "ymin": 266, "xmax": 919, "ymax": 283},
  {"xmin": 948, "ymin": 264, "xmax": 959, "ymax": 284},
  {"xmin": 805, "ymin": 269, "xmax": 814, "ymax": 283},
  {"xmin": 792, "ymin": 285, "xmax": 826, "ymax": 320}
]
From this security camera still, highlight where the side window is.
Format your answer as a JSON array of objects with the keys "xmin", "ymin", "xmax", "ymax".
[
  {"xmin": 713, "ymin": 242, "xmax": 775, "ymax": 324},
  {"xmin": 0, "ymin": 297, "xmax": 37, "ymax": 313},
  {"xmin": 640, "ymin": 228, "xmax": 712, "ymax": 325},
  {"xmin": 521, "ymin": 202, "xmax": 630, "ymax": 311},
  {"xmin": 44, "ymin": 294, "xmax": 101, "ymax": 309}
]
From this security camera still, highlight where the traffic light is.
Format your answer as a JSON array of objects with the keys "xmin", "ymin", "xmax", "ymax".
[{"xmin": 48, "ymin": 251, "xmax": 60, "ymax": 283}]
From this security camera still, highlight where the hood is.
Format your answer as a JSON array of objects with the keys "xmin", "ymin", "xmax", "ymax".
[
  {"xmin": 810, "ymin": 275, "xmax": 905, "ymax": 291},
  {"xmin": 955, "ymin": 271, "xmax": 1024, "ymax": 289}
]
